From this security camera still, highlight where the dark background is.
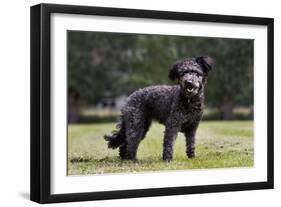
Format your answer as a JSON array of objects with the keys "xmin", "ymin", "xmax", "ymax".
[{"xmin": 67, "ymin": 31, "xmax": 253, "ymax": 123}]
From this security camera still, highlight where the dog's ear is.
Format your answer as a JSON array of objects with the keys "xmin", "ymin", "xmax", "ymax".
[
  {"xmin": 196, "ymin": 56, "xmax": 214, "ymax": 73},
  {"xmin": 169, "ymin": 62, "xmax": 179, "ymax": 81}
]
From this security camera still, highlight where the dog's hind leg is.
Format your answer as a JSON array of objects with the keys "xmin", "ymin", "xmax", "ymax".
[
  {"xmin": 121, "ymin": 111, "xmax": 149, "ymax": 160},
  {"xmin": 119, "ymin": 141, "xmax": 128, "ymax": 159},
  {"xmin": 124, "ymin": 128, "xmax": 144, "ymax": 160}
]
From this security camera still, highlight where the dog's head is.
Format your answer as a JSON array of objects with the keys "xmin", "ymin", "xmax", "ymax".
[{"xmin": 169, "ymin": 56, "xmax": 213, "ymax": 97}]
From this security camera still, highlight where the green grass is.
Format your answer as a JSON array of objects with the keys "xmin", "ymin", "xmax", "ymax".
[{"xmin": 68, "ymin": 121, "xmax": 253, "ymax": 175}]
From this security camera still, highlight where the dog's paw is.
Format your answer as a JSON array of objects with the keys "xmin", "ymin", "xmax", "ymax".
[
  {"xmin": 163, "ymin": 155, "xmax": 174, "ymax": 162},
  {"xmin": 187, "ymin": 153, "xmax": 195, "ymax": 159}
]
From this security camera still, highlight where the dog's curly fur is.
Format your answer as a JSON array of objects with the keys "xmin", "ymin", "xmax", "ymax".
[{"xmin": 104, "ymin": 56, "xmax": 213, "ymax": 161}]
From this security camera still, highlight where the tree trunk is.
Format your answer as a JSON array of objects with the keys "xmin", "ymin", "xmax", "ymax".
[
  {"xmin": 68, "ymin": 91, "xmax": 80, "ymax": 123},
  {"xmin": 221, "ymin": 97, "xmax": 234, "ymax": 120}
]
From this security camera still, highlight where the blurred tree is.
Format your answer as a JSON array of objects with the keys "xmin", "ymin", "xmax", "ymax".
[
  {"xmin": 68, "ymin": 32, "xmax": 137, "ymax": 104},
  {"xmin": 204, "ymin": 39, "xmax": 254, "ymax": 119},
  {"xmin": 68, "ymin": 31, "xmax": 253, "ymax": 120}
]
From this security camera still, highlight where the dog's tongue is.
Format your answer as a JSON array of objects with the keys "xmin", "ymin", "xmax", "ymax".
[{"xmin": 186, "ymin": 88, "xmax": 193, "ymax": 93}]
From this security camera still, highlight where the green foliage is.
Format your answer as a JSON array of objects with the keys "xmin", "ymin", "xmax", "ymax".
[
  {"xmin": 205, "ymin": 39, "xmax": 254, "ymax": 106},
  {"xmin": 68, "ymin": 32, "xmax": 136, "ymax": 103},
  {"xmin": 68, "ymin": 121, "xmax": 253, "ymax": 175},
  {"xmin": 68, "ymin": 31, "xmax": 253, "ymax": 108}
]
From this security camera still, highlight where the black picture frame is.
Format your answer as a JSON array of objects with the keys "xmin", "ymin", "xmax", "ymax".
[{"xmin": 30, "ymin": 3, "xmax": 274, "ymax": 204}]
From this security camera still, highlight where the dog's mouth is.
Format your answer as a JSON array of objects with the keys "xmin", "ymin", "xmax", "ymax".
[
  {"xmin": 179, "ymin": 79, "xmax": 201, "ymax": 97},
  {"xmin": 184, "ymin": 84, "xmax": 199, "ymax": 96},
  {"xmin": 186, "ymin": 84, "xmax": 196, "ymax": 93}
]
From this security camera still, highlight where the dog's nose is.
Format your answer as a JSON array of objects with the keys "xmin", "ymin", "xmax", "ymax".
[{"xmin": 185, "ymin": 80, "xmax": 193, "ymax": 88}]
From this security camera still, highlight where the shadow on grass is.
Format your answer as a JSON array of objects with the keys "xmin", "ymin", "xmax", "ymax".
[
  {"xmin": 69, "ymin": 156, "xmax": 161, "ymax": 165},
  {"xmin": 69, "ymin": 156, "xmax": 92, "ymax": 163}
]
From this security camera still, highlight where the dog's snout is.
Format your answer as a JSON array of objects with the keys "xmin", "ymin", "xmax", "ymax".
[{"xmin": 185, "ymin": 80, "xmax": 193, "ymax": 88}]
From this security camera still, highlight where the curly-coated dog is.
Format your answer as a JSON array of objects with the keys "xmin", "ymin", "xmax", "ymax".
[{"xmin": 104, "ymin": 56, "xmax": 213, "ymax": 161}]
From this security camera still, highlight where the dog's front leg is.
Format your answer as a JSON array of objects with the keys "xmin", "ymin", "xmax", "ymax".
[
  {"xmin": 163, "ymin": 125, "xmax": 179, "ymax": 161},
  {"xmin": 184, "ymin": 122, "xmax": 199, "ymax": 159}
]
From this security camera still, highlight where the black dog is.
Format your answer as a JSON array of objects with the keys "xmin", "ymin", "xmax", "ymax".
[{"xmin": 104, "ymin": 56, "xmax": 213, "ymax": 161}]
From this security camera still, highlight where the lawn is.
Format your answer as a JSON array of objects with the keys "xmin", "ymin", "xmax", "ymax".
[{"xmin": 68, "ymin": 121, "xmax": 253, "ymax": 175}]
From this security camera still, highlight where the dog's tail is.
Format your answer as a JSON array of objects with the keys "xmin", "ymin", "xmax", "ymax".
[{"xmin": 104, "ymin": 115, "xmax": 126, "ymax": 149}]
